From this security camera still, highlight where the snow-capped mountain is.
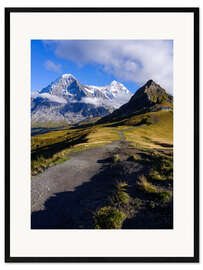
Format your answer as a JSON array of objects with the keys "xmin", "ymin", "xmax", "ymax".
[{"xmin": 31, "ymin": 74, "xmax": 133, "ymax": 123}]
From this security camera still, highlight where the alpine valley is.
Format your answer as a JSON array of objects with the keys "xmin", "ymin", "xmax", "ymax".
[
  {"xmin": 31, "ymin": 74, "xmax": 132, "ymax": 124},
  {"xmin": 31, "ymin": 77, "xmax": 173, "ymax": 230}
]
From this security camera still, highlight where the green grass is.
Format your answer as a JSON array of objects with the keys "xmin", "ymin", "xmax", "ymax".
[
  {"xmin": 148, "ymin": 169, "xmax": 166, "ymax": 181},
  {"xmin": 158, "ymin": 191, "xmax": 172, "ymax": 202},
  {"xmin": 54, "ymin": 156, "xmax": 71, "ymax": 165},
  {"xmin": 122, "ymin": 111, "xmax": 173, "ymax": 150},
  {"xmin": 94, "ymin": 181, "xmax": 131, "ymax": 229},
  {"xmin": 137, "ymin": 175, "xmax": 172, "ymax": 202},
  {"xmin": 112, "ymin": 154, "xmax": 120, "ymax": 163},
  {"xmin": 94, "ymin": 206, "xmax": 126, "ymax": 229},
  {"xmin": 133, "ymin": 197, "xmax": 141, "ymax": 208},
  {"xmin": 31, "ymin": 121, "xmax": 71, "ymax": 129},
  {"xmin": 127, "ymin": 154, "xmax": 140, "ymax": 162},
  {"xmin": 127, "ymin": 149, "xmax": 173, "ymax": 183},
  {"xmin": 137, "ymin": 175, "xmax": 160, "ymax": 193},
  {"xmin": 31, "ymin": 125, "xmax": 120, "ymax": 176},
  {"xmin": 31, "ymin": 109, "xmax": 173, "ymax": 177},
  {"xmin": 31, "ymin": 104, "xmax": 173, "ymax": 229},
  {"xmin": 111, "ymin": 181, "xmax": 130, "ymax": 205},
  {"xmin": 147, "ymin": 151, "xmax": 173, "ymax": 181}
]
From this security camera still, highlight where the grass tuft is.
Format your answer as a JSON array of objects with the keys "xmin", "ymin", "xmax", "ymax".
[
  {"xmin": 94, "ymin": 206, "xmax": 126, "ymax": 229},
  {"xmin": 133, "ymin": 198, "xmax": 141, "ymax": 208},
  {"xmin": 112, "ymin": 154, "xmax": 120, "ymax": 163},
  {"xmin": 127, "ymin": 154, "xmax": 140, "ymax": 162},
  {"xmin": 148, "ymin": 169, "xmax": 165, "ymax": 181},
  {"xmin": 111, "ymin": 181, "xmax": 130, "ymax": 205},
  {"xmin": 158, "ymin": 191, "xmax": 172, "ymax": 202},
  {"xmin": 137, "ymin": 175, "xmax": 159, "ymax": 194},
  {"xmin": 137, "ymin": 175, "xmax": 172, "ymax": 203}
]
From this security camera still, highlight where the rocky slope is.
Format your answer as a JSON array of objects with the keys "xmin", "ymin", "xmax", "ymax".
[
  {"xmin": 31, "ymin": 74, "xmax": 132, "ymax": 123},
  {"xmin": 99, "ymin": 80, "xmax": 173, "ymax": 123}
]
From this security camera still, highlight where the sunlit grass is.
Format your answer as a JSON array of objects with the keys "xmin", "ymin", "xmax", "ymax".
[
  {"xmin": 122, "ymin": 111, "xmax": 173, "ymax": 149},
  {"xmin": 111, "ymin": 181, "xmax": 130, "ymax": 205},
  {"xmin": 94, "ymin": 206, "xmax": 126, "ymax": 229},
  {"xmin": 137, "ymin": 175, "xmax": 172, "ymax": 202},
  {"xmin": 31, "ymin": 125, "xmax": 120, "ymax": 176},
  {"xmin": 31, "ymin": 110, "xmax": 173, "ymax": 176}
]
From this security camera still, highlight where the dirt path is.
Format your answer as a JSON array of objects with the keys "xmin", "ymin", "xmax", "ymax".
[
  {"xmin": 31, "ymin": 141, "xmax": 120, "ymax": 211},
  {"xmin": 118, "ymin": 127, "xmax": 137, "ymax": 142},
  {"xmin": 31, "ymin": 128, "xmax": 141, "ymax": 229}
]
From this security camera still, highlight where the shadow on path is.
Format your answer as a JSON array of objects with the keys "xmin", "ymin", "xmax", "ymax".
[
  {"xmin": 122, "ymin": 201, "xmax": 173, "ymax": 229},
  {"xmin": 31, "ymin": 158, "xmax": 144, "ymax": 229},
  {"xmin": 31, "ymin": 163, "xmax": 121, "ymax": 229}
]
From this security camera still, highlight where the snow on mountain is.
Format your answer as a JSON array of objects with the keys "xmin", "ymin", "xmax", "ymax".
[
  {"xmin": 31, "ymin": 74, "xmax": 133, "ymax": 123},
  {"xmin": 81, "ymin": 80, "xmax": 132, "ymax": 108}
]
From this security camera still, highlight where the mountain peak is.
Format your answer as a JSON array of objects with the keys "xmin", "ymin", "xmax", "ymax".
[
  {"xmin": 62, "ymin": 73, "xmax": 76, "ymax": 80},
  {"xmin": 110, "ymin": 80, "xmax": 120, "ymax": 85},
  {"xmin": 107, "ymin": 80, "xmax": 130, "ymax": 95},
  {"xmin": 99, "ymin": 80, "xmax": 173, "ymax": 124},
  {"xmin": 32, "ymin": 75, "xmax": 133, "ymax": 123},
  {"xmin": 131, "ymin": 79, "xmax": 169, "ymax": 104},
  {"xmin": 145, "ymin": 79, "xmax": 154, "ymax": 86},
  {"xmin": 145, "ymin": 79, "xmax": 162, "ymax": 89}
]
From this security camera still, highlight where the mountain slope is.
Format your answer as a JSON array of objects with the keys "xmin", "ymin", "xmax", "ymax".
[
  {"xmin": 31, "ymin": 74, "xmax": 132, "ymax": 124},
  {"xmin": 99, "ymin": 80, "xmax": 173, "ymax": 123}
]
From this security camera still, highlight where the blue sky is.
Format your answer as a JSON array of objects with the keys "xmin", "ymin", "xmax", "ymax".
[{"xmin": 31, "ymin": 40, "xmax": 173, "ymax": 94}]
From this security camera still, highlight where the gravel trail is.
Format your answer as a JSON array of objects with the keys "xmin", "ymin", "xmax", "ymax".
[
  {"xmin": 31, "ymin": 128, "xmax": 141, "ymax": 229},
  {"xmin": 31, "ymin": 141, "xmax": 120, "ymax": 213}
]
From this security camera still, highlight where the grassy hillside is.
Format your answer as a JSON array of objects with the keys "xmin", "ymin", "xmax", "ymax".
[
  {"xmin": 31, "ymin": 110, "xmax": 173, "ymax": 175},
  {"xmin": 121, "ymin": 111, "xmax": 173, "ymax": 149},
  {"xmin": 31, "ymin": 125, "xmax": 120, "ymax": 175},
  {"xmin": 31, "ymin": 110, "xmax": 173, "ymax": 229},
  {"xmin": 31, "ymin": 79, "xmax": 173, "ymax": 229}
]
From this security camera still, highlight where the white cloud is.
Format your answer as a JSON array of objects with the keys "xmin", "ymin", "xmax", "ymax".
[
  {"xmin": 44, "ymin": 60, "xmax": 62, "ymax": 73},
  {"xmin": 43, "ymin": 40, "xmax": 173, "ymax": 94},
  {"xmin": 35, "ymin": 92, "xmax": 67, "ymax": 104},
  {"xmin": 80, "ymin": 95, "xmax": 131, "ymax": 109},
  {"xmin": 80, "ymin": 97, "xmax": 102, "ymax": 106}
]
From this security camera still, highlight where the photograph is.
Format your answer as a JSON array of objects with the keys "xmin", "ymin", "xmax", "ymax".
[
  {"xmin": 5, "ymin": 7, "xmax": 199, "ymax": 262},
  {"xmin": 31, "ymin": 40, "xmax": 173, "ymax": 230}
]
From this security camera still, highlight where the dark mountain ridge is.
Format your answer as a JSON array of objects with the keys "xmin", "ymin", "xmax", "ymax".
[{"xmin": 98, "ymin": 80, "xmax": 173, "ymax": 123}]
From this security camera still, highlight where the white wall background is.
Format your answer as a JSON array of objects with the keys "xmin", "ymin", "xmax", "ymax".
[{"xmin": 0, "ymin": 0, "xmax": 202, "ymax": 269}]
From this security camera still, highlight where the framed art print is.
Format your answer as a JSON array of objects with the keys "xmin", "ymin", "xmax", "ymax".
[{"xmin": 5, "ymin": 7, "xmax": 199, "ymax": 262}]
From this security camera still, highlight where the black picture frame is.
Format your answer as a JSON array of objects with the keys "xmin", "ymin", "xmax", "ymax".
[{"xmin": 5, "ymin": 7, "xmax": 199, "ymax": 263}]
